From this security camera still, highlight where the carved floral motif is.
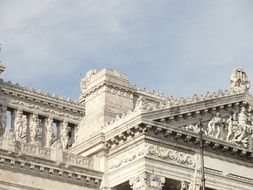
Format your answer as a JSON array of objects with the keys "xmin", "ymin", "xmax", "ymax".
[
  {"xmin": 129, "ymin": 172, "xmax": 165, "ymax": 190},
  {"xmin": 108, "ymin": 144, "xmax": 195, "ymax": 170}
]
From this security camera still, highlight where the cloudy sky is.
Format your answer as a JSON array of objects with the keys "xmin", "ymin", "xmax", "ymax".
[{"xmin": 1, "ymin": 0, "xmax": 253, "ymax": 99}]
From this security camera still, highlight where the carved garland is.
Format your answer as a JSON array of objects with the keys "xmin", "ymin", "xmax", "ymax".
[{"xmin": 108, "ymin": 144, "xmax": 195, "ymax": 170}]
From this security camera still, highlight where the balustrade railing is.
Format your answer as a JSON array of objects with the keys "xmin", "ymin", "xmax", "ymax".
[{"xmin": 0, "ymin": 136, "xmax": 94, "ymax": 170}]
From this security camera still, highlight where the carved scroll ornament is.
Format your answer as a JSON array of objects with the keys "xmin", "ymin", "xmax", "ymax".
[{"xmin": 108, "ymin": 144, "xmax": 195, "ymax": 170}]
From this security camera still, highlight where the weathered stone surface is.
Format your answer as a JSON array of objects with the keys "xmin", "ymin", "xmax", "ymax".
[{"xmin": 0, "ymin": 66, "xmax": 253, "ymax": 190}]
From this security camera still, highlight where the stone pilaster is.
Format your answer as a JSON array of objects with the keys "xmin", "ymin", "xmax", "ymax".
[{"xmin": 129, "ymin": 172, "xmax": 165, "ymax": 190}]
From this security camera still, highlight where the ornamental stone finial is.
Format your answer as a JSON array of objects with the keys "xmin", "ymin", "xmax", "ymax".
[{"xmin": 230, "ymin": 68, "xmax": 250, "ymax": 92}]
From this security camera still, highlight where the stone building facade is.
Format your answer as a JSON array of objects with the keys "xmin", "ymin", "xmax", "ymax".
[{"xmin": 0, "ymin": 64, "xmax": 252, "ymax": 190}]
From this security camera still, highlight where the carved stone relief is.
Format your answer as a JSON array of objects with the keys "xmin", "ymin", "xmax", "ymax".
[
  {"xmin": 182, "ymin": 106, "xmax": 253, "ymax": 149},
  {"xmin": 129, "ymin": 172, "xmax": 165, "ymax": 190},
  {"xmin": 108, "ymin": 144, "xmax": 195, "ymax": 170}
]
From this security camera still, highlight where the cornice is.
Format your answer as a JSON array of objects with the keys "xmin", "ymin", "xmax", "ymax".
[
  {"xmin": 142, "ymin": 90, "xmax": 247, "ymax": 121},
  {"xmin": 103, "ymin": 120, "xmax": 253, "ymax": 165},
  {"xmin": 0, "ymin": 150, "xmax": 103, "ymax": 188},
  {"xmin": 0, "ymin": 79, "xmax": 85, "ymax": 115}
]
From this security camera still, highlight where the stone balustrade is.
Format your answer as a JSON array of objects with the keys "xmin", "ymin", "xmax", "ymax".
[
  {"xmin": 0, "ymin": 104, "xmax": 77, "ymax": 150},
  {"xmin": 0, "ymin": 135, "xmax": 94, "ymax": 169}
]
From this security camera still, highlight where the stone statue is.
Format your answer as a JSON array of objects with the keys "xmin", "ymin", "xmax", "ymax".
[
  {"xmin": 180, "ymin": 181, "xmax": 190, "ymax": 190},
  {"xmin": 134, "ymin": 96, "xmax": 147, "ymax": 111},
  {"xmin": 0, "ymin": 105, "xmax": 7, "ymax": 136},
  {"xmin": 80, "ymin": 69, "xmax": 97, "ymax": 94},
  {"xmin": 226, "ymin": 114, "xmax": 238, "ymax": 141},
  {"xmin": 3, "ymin": 128, "xmax": 16, "ymax": 152},
  {"xmin": 30, "ymin": 114, "xmax": 39, "ymax": 144},
  {"xmin": 230, "ymin": 68, "xmax": 250, "ymax": 92},
  {"xmin": 184, "ymin": 124, "xmax": 201, "ymax": 134},
  {"xmin": 230, "ymin": 107, "xmax": 252, "ymax": 148},
  {"xmin": 19, "ymin": 115, "xmax": 27, "ymax": 141},
  {"xmin": 60, "ymin": 121, "xmax": 69, "ymax": 150},
  {"xmin": 45, "ymin": 117, "xmax": 54, "ymax": 147},
  {"xmin": 14, "ymin": 110, "xmax": 23, "ymax": 140},
  {"xmin": 207, "ymin": 113, "xmax": 223, "ymax": 138}
]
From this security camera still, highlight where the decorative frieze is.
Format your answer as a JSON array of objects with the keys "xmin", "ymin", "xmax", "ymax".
[
  {"xmin": 108, "ymin": 144, "xmax": 195, "ymax": 170},
  {"xmin": 63, "ymin": 153, "xmax": 94, "ymax": 169},
  {"xmin": 183, "ymin": 105, "xmax": 253, "ymax": 149}
]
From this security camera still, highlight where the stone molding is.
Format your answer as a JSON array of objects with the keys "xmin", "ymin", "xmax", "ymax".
[
  {"xmin": 0, "ymin": 136, "xmax": 94, "ymax": 169},
  {"xmin": 0, "ymin": 79, "xmax": 85, "ymax": 115},
  {"xmin": 108, "ymin": 143, "xmax": 195, "ymax": 171},
  {"xmin": 134, "ymin": 89, "xmax": 246, "ymax": 114},
  {"xmin": 0, "ymin": 153, "xmax": 102, "ymax": 188},
  {"xmin": 9, "ymin": 100, "xmax": 82, "ymax": 122}
]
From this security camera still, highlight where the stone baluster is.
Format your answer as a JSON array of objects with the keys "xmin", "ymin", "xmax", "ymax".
[{"xmin": 129, "ymin": 172, "xmax": 165, "ymax": 190}]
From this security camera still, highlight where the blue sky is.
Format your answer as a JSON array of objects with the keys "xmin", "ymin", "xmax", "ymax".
[{"xmin": 1, "ymin": 0, "xmax": 253, "ymax": 99}]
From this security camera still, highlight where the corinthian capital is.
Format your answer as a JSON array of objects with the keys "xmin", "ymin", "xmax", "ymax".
[{"xmin": 129, "ymin": 172, "xmax": 165, "ymax": 190}]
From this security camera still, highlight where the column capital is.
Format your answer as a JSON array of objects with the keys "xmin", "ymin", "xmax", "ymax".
[{"xmin": 129, "ymin": 172, "xmax": 165, "ymax": 190}]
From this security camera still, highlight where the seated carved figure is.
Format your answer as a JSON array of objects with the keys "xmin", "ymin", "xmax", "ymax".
[{"xmin": 207, "ymin": 113, "xmax": 222, "ymax": 138}]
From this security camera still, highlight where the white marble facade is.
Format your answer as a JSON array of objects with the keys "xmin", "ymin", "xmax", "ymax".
[{"xmin": 0, "ymin": 65, "xmax": 253, "ymax": 190}]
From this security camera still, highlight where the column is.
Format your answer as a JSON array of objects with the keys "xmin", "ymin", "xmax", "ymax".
[
  {"xmin": 0, "ymin": 105, "xmax": 7, "ymax": 136},
  {"xmin": 59, "ymin": 120, "xmax": 69, "ymax": 150},
  {"xmin": 26, "ymin": 113, "xmax": 31, "ymax": 143},
  {"xmin": 29, "ymin": 113, "xmax": 38, "ymax": 144},
  {"xmin": 44, "ymin": 116, "xmax": 53, "ymax": 147},
  {"xmin": 13, "ymin": 109, "xmax": 23, "ymax": 140},
  {"xmin": 129, "ymin": 172, "xmax": 165, "ymax": 190}
]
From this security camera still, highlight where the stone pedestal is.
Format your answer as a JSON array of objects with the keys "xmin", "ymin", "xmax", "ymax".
[{"xmin": 129, "ymin": 173, "xmax": 165, "ymax": 190}]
